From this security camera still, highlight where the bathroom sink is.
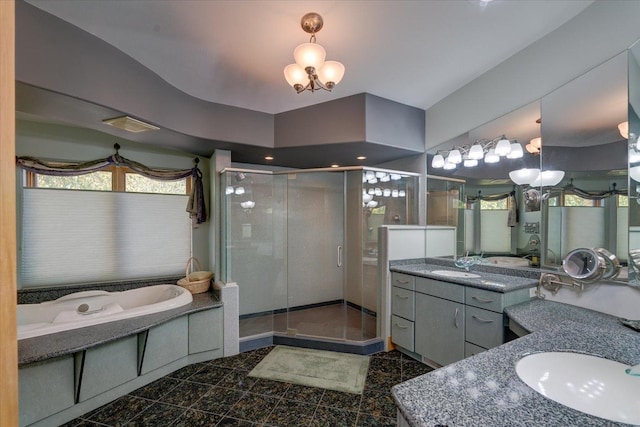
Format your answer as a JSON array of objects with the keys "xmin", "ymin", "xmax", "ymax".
[
  {"xmin": 430, "ymin": 270, "xmax": 481, "ymax": 279},
  {"xmin": 516, "ymin": 352, "xmax": 640, "ymax": 424}
]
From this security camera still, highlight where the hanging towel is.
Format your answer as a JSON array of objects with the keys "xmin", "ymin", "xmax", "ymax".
[{"xmin": 507, "ymin": 190, "xmax": 518, "ymax": 227}]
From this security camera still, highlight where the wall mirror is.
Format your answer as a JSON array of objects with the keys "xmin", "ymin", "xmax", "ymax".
[
  {"xmin": 540, "ymin": 51, "xmax": 628, "ymax": 283},
  {"xmin": 428, "ymin": 47, "xmax": 637, "ymax": 286},
  {"xmin": 627, "ymin": 40, "xmax": 640, "ymax": 286},
  {"xmin": 427, "ymin": 100, "xmax": 543, "ymax": 263}
]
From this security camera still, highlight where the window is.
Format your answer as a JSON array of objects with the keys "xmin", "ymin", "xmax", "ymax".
[
  {"xmin": 25, "ymin": 165, "xmax": 191, "ymax": 194},
  {"xmin": 480, "ymin": 198, "xmax": 508, "ymax": 210},
  {"xmin": 20, "ymin": 165, "xmax": 192, "ymax": 288},
  {"xmin": 563, "ymin": 193, "xmax": 599, "ymax": 207},
  {"xmin": 618, "ymin": 194, "xmax": 629, "ymax": 207}
]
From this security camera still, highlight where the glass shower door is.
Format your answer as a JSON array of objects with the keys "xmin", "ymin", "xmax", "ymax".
[{"xmin": 283, "ymin": 171, "xmax": 347, "ymax": 340}]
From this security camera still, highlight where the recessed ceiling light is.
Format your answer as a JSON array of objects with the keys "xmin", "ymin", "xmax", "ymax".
[
  {"xmin": 357, "ymin": 156, "xmax": 367, "ymax": 160},
  {"xmin": 330, "ymin": 164, "xmax": 339, "ymax": 168},
  {"xmin": 265, "ymin": 156, "xmax": 274, "ymax": 160}
]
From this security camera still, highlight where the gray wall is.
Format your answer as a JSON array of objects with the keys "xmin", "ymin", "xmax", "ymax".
[{"xmin": 425, "ymin": 1, "xmax": 640, "ymax": 149}]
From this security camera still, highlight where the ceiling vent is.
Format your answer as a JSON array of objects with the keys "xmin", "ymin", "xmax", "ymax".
[{"xmin": 102, "ymin": 115, "xmax": 160, "ymax": 133}]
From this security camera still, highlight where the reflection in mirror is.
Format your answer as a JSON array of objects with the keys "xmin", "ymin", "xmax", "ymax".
[
  {"xmin": 629, "ymin": 41, "xmax": 640, "ymax": 286},
  {"xmin": 541, "ymin": 52, "xmax": 628, "ymax": 283},
  {"xmin": 427, "ymin": 101, "xmax": 542, "ymax": 264}
]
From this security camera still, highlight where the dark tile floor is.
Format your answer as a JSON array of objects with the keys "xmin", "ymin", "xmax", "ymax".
[{"xmin": 63, "ymin": 347, "xmax": 433, "ymax": 427}]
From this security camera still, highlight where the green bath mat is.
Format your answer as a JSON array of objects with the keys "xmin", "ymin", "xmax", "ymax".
[{"xmin": 248, "ymin": 346, "xmax": 370, "ymax": 394}]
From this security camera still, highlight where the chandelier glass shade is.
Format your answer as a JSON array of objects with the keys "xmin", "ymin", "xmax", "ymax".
[
  {"xmin": 431, "ymin": 135, "xmax": 523, "ymax": 170},
  {"xmin": 284, "ymin": 13, "xmax": 345, "ymax": 94}
]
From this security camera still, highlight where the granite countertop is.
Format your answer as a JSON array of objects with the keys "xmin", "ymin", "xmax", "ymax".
[
  {"xmin": 390, "ymin": 258, "xmax": 539, "ymax": 293},
  {"xmin": 18, "ymin": 291, "xmax": 222, "ymax": 367},
  {"xmin": 392, "ymin": 298, "xmax": 640, "ymax": 427}
]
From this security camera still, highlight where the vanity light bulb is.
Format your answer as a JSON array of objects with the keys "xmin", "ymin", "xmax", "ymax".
[
  {"xmin": 375, "ymin": 188, "xmax": 383, "ymax": 196},
  {"xmin": 368, "ymin": 177, "xmax": 378, "ymax": 184},
  {"xmin": 463, "ymin": 159, "xmax": 478, "ymax": 168},
  {"xmin": 225, "ymin": 186, "xmax": 234, "ymax": 195},
  {"xmin": 368, "ymin": 188, "xmax": 375, "ymax": 195},
  {"xmin": 399, "ymin": 190, "xmax": 406, "ymax": 197},
  {"xmin": 365, "ymin": 171, "xmax": 375, "ymax": 181},
  {"xmin": 375, "ymin": 172, "xmax": 387, "ymax": 179},
  {"xmin": 235, "ymin": 186, "xmax": 245, "ymax": 195},
  {"xmin": 484, "ymin": 149, "xmax": 500, "ymax": 164},
  {"xmin": 391, "ymin": 190, "xmax": 399, "ymax": 198},
  {"xmin": 367, "ymin": 200, "xmax": 378, "ymax": 208},
  {"xmin": 432, "ymin": 154, "xmax": 445, "ymax": 169},
  {"xmin": 506, "ymin": 142, "xmax": 523, "ymax": 159},
  {"xmin": 447, "ymin": 149, "xmax": 462, "ymax": 164},
  {"xmin": 380, "ymin": 175, "xmax": 391, "ymax": 182},
  {"xmin": 468, "ymin": 144, "xmax": 484, "ymax": 160},
  {"xmin": 629, "ymin": 148, "xmax": 640, "ymax": 163},
  {"xmin": 495, "ymin": 138, "xmax": 512, "ymax": 156},
  {"xmin": 443, "ymin": 162, "xmax": 457, "ymax": 170},
  {"xmin": 383, "ymin": 189, "xmax": 392, "ymax": 197},
  {"xmin": 390, "ymin": 174, "xmax": 402, "ymax": 180},
  {"xmin": 363, "ymin": 193, "xmax": 373, "ymax": 203}
]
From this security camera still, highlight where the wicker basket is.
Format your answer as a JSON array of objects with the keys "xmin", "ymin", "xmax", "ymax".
[{"xmin": 177, "ymin": 257, "xmax": 213, "ymax": 294}]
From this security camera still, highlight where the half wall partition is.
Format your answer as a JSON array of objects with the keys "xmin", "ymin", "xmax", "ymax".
[{"xmin": 221, "ymin": 167, "xmax": 419, "ymax": 348}]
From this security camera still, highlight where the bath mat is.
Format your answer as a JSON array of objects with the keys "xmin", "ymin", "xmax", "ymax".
[{"xmin": 248, "ymin": 345, "xmax": 369, "ymax": 394}]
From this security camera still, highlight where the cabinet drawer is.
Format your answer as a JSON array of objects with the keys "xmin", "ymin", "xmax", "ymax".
[
  {"xmin": 391, "ymin": 286, "xmax": 415, "ymax": 320},
  {"xmin": 391, "ymin": 272, "xmax": 415, "ymax": 291},
  {"xmin": 465, "ymin": 306, "xmax": 504, "ymax": 349},
  {"xmin": 465, "ymin": 287, "xmax": 504, "ymax": 312},
  {"xmin": 464, "ymin": 341, "xmax": 487, "ymax": 358},
  {"xmin": 391, "ymin": 315, "xmax": 414, "ymax": 352},
  {"xmin": 415, "ymin": 277, "xmax": 464, "ymax": 303}
]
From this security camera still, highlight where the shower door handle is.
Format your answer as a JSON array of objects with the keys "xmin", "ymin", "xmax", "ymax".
[{"xmin": 337, "ymin": 245, "xmax": 343, "ymax": 267}]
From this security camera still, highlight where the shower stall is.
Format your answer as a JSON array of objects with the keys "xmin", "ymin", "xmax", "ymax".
[{"xmin": 221, "ymin": 167, "xmax": 419, "ymax": 350}]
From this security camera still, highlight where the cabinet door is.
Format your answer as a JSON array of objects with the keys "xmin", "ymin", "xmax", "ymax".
[{"xmin": 415, "ymin": 293, "xmax": 464, "ymax": 366}]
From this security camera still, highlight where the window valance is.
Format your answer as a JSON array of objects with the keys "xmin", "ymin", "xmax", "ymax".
[{"xmin": 16, "ymin": 143, "xmax": 206, "ymax": 224}]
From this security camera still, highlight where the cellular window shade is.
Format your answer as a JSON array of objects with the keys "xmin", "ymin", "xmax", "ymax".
[{"xmin": 21, "ymin": 188, "xmax": 190, "ymax": 287}]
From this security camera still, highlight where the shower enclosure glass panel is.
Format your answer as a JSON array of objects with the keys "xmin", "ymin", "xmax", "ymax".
[
  {"xmin": 222, "ymin": 171, "xmax": 285, "ymax": 338},
  {"xmin": 282, "ymin": 171, "xmax": 348, "ymax": 339},
  {"xmin": 222, "ymin": 167, "xmax": 420, "ymax": 345}
]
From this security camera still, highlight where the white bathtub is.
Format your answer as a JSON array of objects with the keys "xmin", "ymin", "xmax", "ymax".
[{"xmin": 18, "ymin": 284, "xmax": 193, "ymax": 340}]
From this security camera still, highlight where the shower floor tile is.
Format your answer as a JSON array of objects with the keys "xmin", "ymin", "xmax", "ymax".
[
  {"xmin": 240, "ymin": 303, "xmax": 377, "ymax": 341},
  {"xmin": 66, "ymin": 348, "xmax": 431, "ymax": 427}
]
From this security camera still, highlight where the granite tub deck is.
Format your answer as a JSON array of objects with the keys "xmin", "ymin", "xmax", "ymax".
[
  {"xmin": 19, "ymin": 291, "xmax": 222, "ymax": 366},
  {"xmin": 392, "ymin": 298, "xmax": 640, "ymax": 427},
  {"xmin": 389, "ymin": 258, "xmax": 539, "ymax": 293}
]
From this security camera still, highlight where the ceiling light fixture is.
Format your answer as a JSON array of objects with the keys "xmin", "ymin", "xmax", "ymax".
[
  {"xmin": 526, "ymin": 137, "xmax": 541, "ymax": 154},
  {"xmin": 264, "ymin": 156, "xmax": 274, "ymax": 160},
  {"xmin": 619, "ymin": 121, "xmax": 629, "ymax": 139},
  {"xmin": 431, "ymin": 135, "xmax": 523, "ymax": 170},
  {"xmin": 284, "ymin": 13, "xmax": 345, "ymax": 94},
  {"xmin": 357, "ymin": 156, "xmax": 367, "ymax": 160}
]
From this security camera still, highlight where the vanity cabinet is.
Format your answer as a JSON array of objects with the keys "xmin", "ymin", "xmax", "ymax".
[
  {"xmin": 415, "ymin": 292, "xmax": 465, "ymax": 366},
  {"xmin": 390, "ymin": 270, "xmax": 532, "ymax": 367}
]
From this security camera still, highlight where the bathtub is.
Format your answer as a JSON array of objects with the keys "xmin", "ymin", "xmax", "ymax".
[{"xmin": 18, "ymin": 284, "xmax": 193, "ymax": 340}]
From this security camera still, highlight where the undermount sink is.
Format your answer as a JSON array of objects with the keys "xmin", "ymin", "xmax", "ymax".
[
  {"xmin": 516, "ymin": 352, "xmax": 640, "ymax": 424},
  {"xmin": 430, "ymin": 270, "xmax": 481, "ymax": 279}
]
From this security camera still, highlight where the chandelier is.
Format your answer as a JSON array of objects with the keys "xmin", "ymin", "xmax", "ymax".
[
  {"xmin": 283, "ymin": 12, "xmax": 345, "ymax": 93},
  {"xmin": 431, "ymin": 135, "xmax": 523, "ymax": 170}
]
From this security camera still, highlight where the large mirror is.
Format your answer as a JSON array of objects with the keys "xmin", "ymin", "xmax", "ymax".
[
  {"xmin": 427, "ymin": 49, "xmax": 634, "ymax": 285},
  {"xmin": 540, "ymin": 52, "xmax": 628, "ymax": 280},
  {"xmin": 627, "ymin": 41, "xmax": 640, "ymax": 285},
  {"xmin": 427, "ymin": 101, "xmax": 542, "ymax": 264}
]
